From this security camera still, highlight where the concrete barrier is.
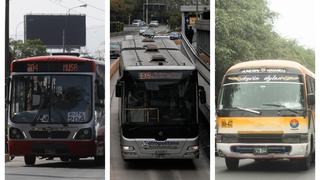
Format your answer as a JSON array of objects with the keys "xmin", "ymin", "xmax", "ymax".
[{"xmin": 110, "ymin": 58, "xmax": 120, "ymax": 79}]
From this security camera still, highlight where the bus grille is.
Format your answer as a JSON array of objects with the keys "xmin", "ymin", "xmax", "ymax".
[
  {"xmin": 231, "ymin": 146, "xmax": 291, "ymax": 154},
  {"xmin": 238, "ymin": 134, "xmax": 283, "ymax": 143},
  {"xmin": 29, "ymin": 131, "xmax": 70, "ymax": 139}
]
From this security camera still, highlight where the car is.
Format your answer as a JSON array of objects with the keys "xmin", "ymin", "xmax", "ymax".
[
  {"xmin": 169, "ymin": 32, "xmax": 181, "ymax": 40},
  {"xmin": 132, "ymin": 19, "xmax": 142, "ymax": 27},
  {"xmin": 143, "ymin": 29, "xmax": 156, "ymax": 38},
  {"xmin": 149, "ymin": 20, "xmax": 159, "ymax": 27},
  {"xmin": 139, "ymin": 26, "xmax": 149, "ymax": 35},
  {"xmin": 110, "ymin": 42, "xmax": 121, "ymax": 59}
]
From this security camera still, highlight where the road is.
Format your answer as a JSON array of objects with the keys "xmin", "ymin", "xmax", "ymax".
[
  {"xmin": 215, "ymin": 157, "xmax": 314, "ymax": 180},
  {"xmin": 5, "ymin": 157, "xmax": 104, "ymax": 180},
  {"xmin": 110, "ymin": 72, "xmax": 210, "ymax": 180}
]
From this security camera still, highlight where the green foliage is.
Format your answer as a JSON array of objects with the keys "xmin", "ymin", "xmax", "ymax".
[
  {"xmin": 168, "ymin": 11, "xmax": 181, "ymax": 31},
  {"xmin": 215, "ymin": 0, "xmax": 315, "ymax": 100},
  {"xmin": 10, "ymin": 39, "xmax": 47, "ymax": 59},
  {"xmin": 111, "ymin": 21, "xmax": 125, "ymax": 32}
]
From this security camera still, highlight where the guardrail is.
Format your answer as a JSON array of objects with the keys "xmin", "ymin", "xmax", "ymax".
[{"xmin": 180, "ymin": 33, "xmax": 210, "ymax": 122}]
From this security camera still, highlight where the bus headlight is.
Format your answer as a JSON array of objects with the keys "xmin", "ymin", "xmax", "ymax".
[
  {"xmin": 9, "ymin": 127, "xmax": 25, "ymax": 139},
  {"xmin": 283, "ymin": 133, "xmax": 308, "ymax": 143},
  {"xmin": 122, "ymin": 146, "xmax": 135, "ymax": 151},
  {"xmin": 187, "ymin": 145, "xmax": 199, "ymax": 151},
  {"xmin": 74, "ymin": 128, "xmax": 92, "ymax": 140},
  {"xmin": 217, "ymin": 134, "xmax": 238, "ymax": 143}
]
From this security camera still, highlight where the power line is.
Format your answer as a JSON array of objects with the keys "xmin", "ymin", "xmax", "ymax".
[
  {"xmin": 47, "ymin": 0, "xmax": 104, "ymax": 22},
  {"xmin": 77, "ymin": 0, "xmax": 105, "ymax": 13}
]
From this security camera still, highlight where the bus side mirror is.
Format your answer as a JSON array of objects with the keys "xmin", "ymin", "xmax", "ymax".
[
  {"xmin": 116, "ymin": 81, "xmax": 123, "ymax": 97},
  {"xmin": 307, "ymin": 93, "xmax": 315, "ymax": 105},
  {"xmin": 97, "ymin": 84, "xmax": 105, "ymax": 100},
  {"xmin": 199, "ymin": 86, "xmax": 206, "ymax": 104}
]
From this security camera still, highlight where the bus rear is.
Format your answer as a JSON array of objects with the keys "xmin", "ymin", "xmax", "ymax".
[
  {"xmin": 8, "ymin": 56, "xmax": 105, "ymax": 165},
  {"xmin": 216, "ymin": 60, "xmax": 315, "ymax": 170}
]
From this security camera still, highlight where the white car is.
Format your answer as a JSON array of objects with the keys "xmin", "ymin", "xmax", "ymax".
[
  {"xmin": 139, "ymin": 26, "xmax": 149, "ymax": 35},
  {"xmin": 132, "ymin": 19, "xmax": 142, "ymax": 26},
  {"xmin": 149, "ymin": 20, "xmax": 159, "ymax": 27}
]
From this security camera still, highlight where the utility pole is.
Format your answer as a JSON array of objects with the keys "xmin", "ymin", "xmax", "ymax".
[{"xmin": 146, "ymin": 0, "xmax": 149, "ymax": 24}]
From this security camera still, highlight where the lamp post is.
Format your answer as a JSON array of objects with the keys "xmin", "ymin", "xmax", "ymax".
[
  {"xmin": 62, "ymin": 4, "xmax": 87, "ymax": 53},
  {"xmin": 15, "ymin": 21, "xmax": 24, "ymax": 40}
]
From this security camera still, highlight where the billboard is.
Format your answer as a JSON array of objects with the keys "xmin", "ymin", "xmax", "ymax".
[{"xmin": 25, "ymin": 14, "xmax": 86, "ymax": 47}]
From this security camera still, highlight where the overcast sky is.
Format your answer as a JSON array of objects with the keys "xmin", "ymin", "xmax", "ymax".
[
  {"xmin": 267, "ymin": 0, "xmax": 315, "ymax": 49},
  {"xmin": 9, "ymin": 0, "xmax": 105, "ymax": 55}
]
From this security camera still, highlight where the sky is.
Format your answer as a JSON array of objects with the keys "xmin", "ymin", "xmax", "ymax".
[
  {"xmin": 267, "ymin": 0, "xmax": 315, "ymax": 49},
  {"xmin": 9, "ymin": 0, "xmax": 105, "ymax": 56}
]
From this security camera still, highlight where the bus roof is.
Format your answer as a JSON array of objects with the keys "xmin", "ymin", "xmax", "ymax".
[
  {"xmin": 12, "ymin": 56, "xmax": 94, "ymax": 63},
  {"xmin": 226, "ymin": 60, "xmax": 314, "ymax": 78},
  {"xmin": 120, "ymin": 37, "xmax": 195, "ymax": 71}
]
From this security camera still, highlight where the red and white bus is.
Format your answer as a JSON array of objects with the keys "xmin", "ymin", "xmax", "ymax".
[{"xmin": 7, "ymin": 56, "xmax": 105, "ymax": 165}]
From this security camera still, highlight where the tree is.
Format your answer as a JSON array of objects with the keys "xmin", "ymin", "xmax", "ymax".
[{"xmin": 10, "ymin": 39, "xmax": 47, "ymax": 59}]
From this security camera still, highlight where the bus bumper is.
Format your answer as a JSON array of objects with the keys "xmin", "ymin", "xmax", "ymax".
[
  {"xmin": 216, "ymin": 143, "xmax": 309, "ymax": 159},
  {"xmin": 121, "ymin": 137, "xmax": 199, "ymax": 159},
  {"xmin": 8, "ymin": 140, "xmax": 96, "ymax": 157}
]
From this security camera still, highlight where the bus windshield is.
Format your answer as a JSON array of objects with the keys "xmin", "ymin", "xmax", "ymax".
[
  {"xmin": 10, "ymin": 75, "xmax": 92, "ymax": 124},
  {"xmin": 219, "ymin": 74, "xmax": 305, "ymax": 112},
  {"xmin": 124, "ymin": 71, "xmax": 197, "ymax": 124}
]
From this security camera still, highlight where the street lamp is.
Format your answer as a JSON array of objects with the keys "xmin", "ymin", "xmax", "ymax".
[
  {"xmin": 63, "ymin": 4, "xmax": 87, "ymax": 53},
  {"xmin": 67, "ymin": 4, "xmax": 87, "ymax": 13},
  {"xmin": 15, "ymin": 21, "xmax": 24, "ymax": 40}
]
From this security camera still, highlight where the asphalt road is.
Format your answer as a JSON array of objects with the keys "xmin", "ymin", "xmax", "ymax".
[
  {"xmin": 110, "ymin": 72, "xmax": 210, "ymax": 180},
  {"xmin": 5, "ymin": 157, "xmax": 104, "ymax": 180},
  {"xmin": 215, "ymin": 157, "xmax": 315, "ymax": 180}
]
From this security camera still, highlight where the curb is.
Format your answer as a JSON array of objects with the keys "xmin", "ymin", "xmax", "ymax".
[{"xmin": 110, "ymin": 58, "xmax": 120, "ymax": 79}]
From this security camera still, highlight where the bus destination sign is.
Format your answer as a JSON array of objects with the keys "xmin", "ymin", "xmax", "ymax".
[
  {"xmin": 225, "ymin": 74, "xmax": 302, "ymax": 84},
  {"xmin": 139, "ymin": 72, "xmax": 183, "ymax": 80},
  {"xmin": 12, "ymin": 61, "xmax": 93, "ymax": 72}
]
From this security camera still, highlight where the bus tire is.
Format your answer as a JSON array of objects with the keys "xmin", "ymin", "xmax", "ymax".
[
  {"xmin": 24, "ymin": 155, "xmax": 36, "ymax": 166},
  {"xmin": 292, "ymin": 155, "xmax": 311, "ymax": 170},
  {"xmin": 225, "ymin": 157, "xmax": 239, "ymax": 170}
]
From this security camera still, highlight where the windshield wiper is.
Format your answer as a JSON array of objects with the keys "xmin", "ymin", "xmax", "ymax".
[
  {"xmin": 262, "ymin": 104, "xmax": 300, "ymax": 114},
  {"xmin": 234, "ymin": 106, "xmax": 261, "ymax": 115}
]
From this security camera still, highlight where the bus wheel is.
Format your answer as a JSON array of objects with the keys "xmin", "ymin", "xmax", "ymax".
[
  {"xmin": 60, "ymin": 157, "xmax": 70, "ymax": 162},
  {"xmin": 24, "ymin": 155, "xmax": 36, "ymax": 166},
  {"xmin": 225, "ymin": 157, "xmax": 239, "ymax": 170},
  {"xmin": 292, "ymin": 155, "xmax": 311, "ymax": 170}
]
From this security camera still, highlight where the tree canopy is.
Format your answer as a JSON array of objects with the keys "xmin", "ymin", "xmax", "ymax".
[
  {"xmin": 10, "ymin": 39, "xmax": 47, "ymax": 59},
  {"xmin": 215, "ymin": 0, "xmax": 315, "ymax": 98}
]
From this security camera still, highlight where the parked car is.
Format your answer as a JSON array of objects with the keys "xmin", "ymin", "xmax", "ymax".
[
  {"xmin": 149, "ymin": 20, "xmax": 159, "ymax": 27},
  {"xmin": 110, "ymin": 42, "xmax": 121, "ymax": 59},
  {"xmin": 169, "ymin": 32, "xmax": 181, "ymax": 40},
  {"xmin": 139, "ymin": 26, "xmax": 149, "ymax": 35},
  {"xmin": 132, "ymin": 19, "xmax": 142, "ymax": 26},
  {"xmin": 143, "ymin": 29, "xmax": 156, "ymax": 38}
]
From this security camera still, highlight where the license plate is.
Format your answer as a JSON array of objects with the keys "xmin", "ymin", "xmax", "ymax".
[{"xmin": 253, "ymin": 147, "xmax": 268, "ymax": 154}]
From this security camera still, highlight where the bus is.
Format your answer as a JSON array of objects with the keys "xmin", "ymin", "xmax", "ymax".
[
  {"xmin": 7, "ymin": 56, "xmax": 105, "ymax": 165},
  {"xmin": 216, "ymin": 60, "xmax": 315, "ymax": 170},
  {"xmin": 115, "ymin": 37, "xmax": 206, "ymax": 159}
]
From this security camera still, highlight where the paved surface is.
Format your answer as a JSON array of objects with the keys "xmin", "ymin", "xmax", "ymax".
[
  {"xmin": 215, "ymin": 157, "xmax": 315, "ymax": 180},
  {"xmin": 110, "ymin": 72, "xmax": 210, "ymax": 180},
  {"xmin": 5, "ymin": 157, "xmax": 104, "ymax": 180}
]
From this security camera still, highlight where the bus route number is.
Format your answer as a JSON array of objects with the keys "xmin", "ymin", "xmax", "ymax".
[
  {"xmin": 67, "ymin": 112, "xmax": 85, "ymax": 122},
  {"xmin": 63, "ymin": 64, "xmax": 78, "ymax": 72}
]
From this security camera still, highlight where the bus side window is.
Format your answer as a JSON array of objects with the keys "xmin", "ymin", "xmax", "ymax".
[{"xmin": 306, "ymin": 75, "xmax": 315, "ymax": 94}]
